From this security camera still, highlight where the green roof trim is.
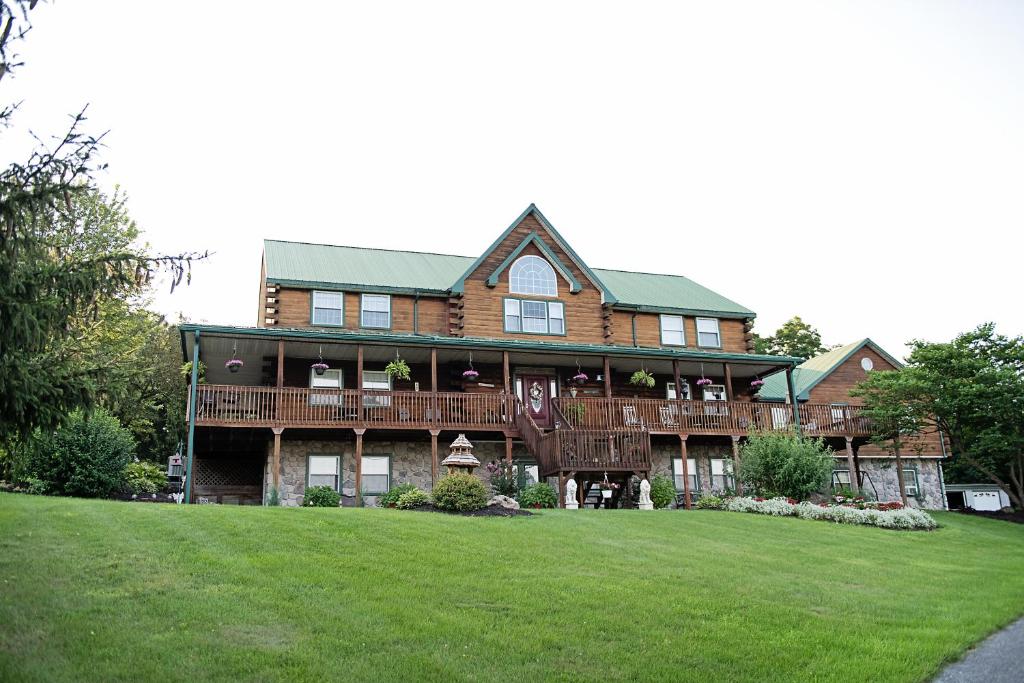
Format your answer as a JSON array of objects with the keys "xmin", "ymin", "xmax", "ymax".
[
  {"xmin": 485, "ymin": 231, "xmax": 582, "ymax": 293},
  {"xmin": 180, "ymin": 323, "xmax": 802, "ymax": 366},
  {"xmin": 758, "ymin": 338, "xmax": 903, "ymax": 402}
]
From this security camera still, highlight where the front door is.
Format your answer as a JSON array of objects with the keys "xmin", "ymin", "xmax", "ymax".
[{"xmin": 520, "ymin": 374, "xmax": 553, "ymax": 428}]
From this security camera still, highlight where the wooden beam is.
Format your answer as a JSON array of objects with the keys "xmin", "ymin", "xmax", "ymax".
[
  {"xmin": 731, "ymin": 435, "xmax": 743, "ymax": 495},
  {"xmin": 430, "ymin": 429, "xmax": 440, "ymax": 485},
  {"xmin": 673, "ymin": 359, "xmax": 683, "ymax": 414},
  {"xmin": 846, "ymin": 437, "xmax": 859, "ymax": 494},
  {"xmin": 603, "ymin": 356, "xmax": 612, "ymax": 398},
  {"xmin": 357, "ymin": 345, "xmax": 364, "ymax": 423},
  {"xmin": 679, "ymin": 435, "xmax": 691, "ymax": 509},
  {"xmin": 557, "ymin": 471, "xmax": 567, "ymax": 508},
  {"xmin": 430, "ymin": 348, "xmax": 437, "ymax": 393},
  {"xmin": 724, "ymin": 363, "xmax": 734, "ymax": 401},
  {"xmin": 354, "ymin": 428, "xmax": 365, "ymax": 506},
  {"xmin": 271, "ymin": 427, "xmax": 284, "ymax": 494},
  {"xmin": 505, "ymin": 435, "xmax": 513, "ymax": 465},
  {"xmin": 502, "ymin": 351, "xmax": 510, "ymax": 395},
  {"xmin": 276, "ymin": 340, "xmax": 285, "ymax": 388}
]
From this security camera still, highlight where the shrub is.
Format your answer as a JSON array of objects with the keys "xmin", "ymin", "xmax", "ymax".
[
  {"xmin": 24, "ymin": 477, "xmax": 48, "ymax": 496},
  {"xmin": 518, "ymin": 482, "xmax": 558, "ymax": 509},
  {"xmin": 737, "ymin": 431, "xmax": 835, "ymax": 500},
  {"xmin": 719, "ymin": 496, "xmax": 937, "ymax": 530},
  {"xmin": 377, "ymin": 483, "xmax": 419, "ymax": 508},
  {"xmin": 303, "ymin": 485, "xmax": 341, "ymax": 507},
  {"xmin": 432, "ymin": 473, "xmax": 489, "ymax": 511},
  {"xmin": 649, "ymin": 475, "xmax": 676, "ymax": 509},
  {"xmin": 123, "ymin": 461, "xmax": 167, "ymax": 494},
  {"xmin": 485, "ymin": 460, "xmax": 519, "ymax": 498},
  {"xmin": 695, "ymin": 494, "xmax": 723, "ymax": 509},
  {"xmin": 395, "ymin": 489, "xmax": 431, "ymax": 509},
  {"xmin": 27, "ymin": 408, "xmax": 136, "ymax": 498}
]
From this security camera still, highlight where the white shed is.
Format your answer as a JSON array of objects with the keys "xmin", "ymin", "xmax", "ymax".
[{"xmin": 944, "ymin": 484, "xmax": 1011, "ymax": 512}]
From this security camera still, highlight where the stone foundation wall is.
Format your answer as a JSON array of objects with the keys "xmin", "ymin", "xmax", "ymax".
[
  {"xmin": 650, "ymin": 439, "xmax": 735, "ymax": 508},
  {"xmin": 856, "ymin": 458, "xmax": 944, "ymax": 509},
  {"xmin": 264, "ymin": 437, "xmax": 532, "ymax": 507}
]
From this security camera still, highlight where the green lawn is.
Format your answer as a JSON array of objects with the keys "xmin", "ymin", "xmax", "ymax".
[{"xmin": 1, "ymin": 495, "xmax": 1023, "ymax": 682}]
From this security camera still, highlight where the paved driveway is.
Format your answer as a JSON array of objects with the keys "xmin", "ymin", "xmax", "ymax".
[{"xmin": 932, "ymin": 617, "xmax": 1024, "ymax": 682}]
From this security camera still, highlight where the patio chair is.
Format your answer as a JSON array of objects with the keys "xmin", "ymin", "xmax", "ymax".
[
  {"xmin": 659, "ymin": 405, "xmax": 679, "ymax": 429},
  {"xmin": 622, "ymin": 405, "xmax": 646, "ymax": 429}
]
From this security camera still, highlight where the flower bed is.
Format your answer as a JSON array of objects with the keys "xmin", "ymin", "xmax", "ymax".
[{"xmin": 711, "ymin": 496, "xmax": 937, "ymax": 531}]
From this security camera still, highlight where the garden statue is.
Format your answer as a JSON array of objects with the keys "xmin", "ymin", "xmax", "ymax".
[
  {"xmin": 639, "ymin": 477, "xmax": 654, "ymax": 510},
  {"xmin": 565, "ymin": 478, "xmax": 578, "ymax": 510}
]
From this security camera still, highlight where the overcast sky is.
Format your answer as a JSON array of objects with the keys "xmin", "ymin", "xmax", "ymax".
[{"xmin": 8, "ymin": 2, "xmax": 1024, "ymax": 358}]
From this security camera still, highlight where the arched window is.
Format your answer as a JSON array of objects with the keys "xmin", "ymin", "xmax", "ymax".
[{"xmin": 509, "ymin": 255, "xmax": 557, "ymax": 296}]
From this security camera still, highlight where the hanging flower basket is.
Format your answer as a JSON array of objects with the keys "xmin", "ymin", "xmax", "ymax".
[
  {"xmin": 601, "ymin": 489, "xmax": 613, "ymax": 499},
  {"xmin": 629, "ymin": 370, "xmax": 655, "ymax": 388},
  {"xmin": 599, "ymin": 480, "xmax": 620, "ymax": 498},
  {"xmin": 311, "ymin": 362, "xmax": 329, "ymax": 376},
  {"xmin": 225, "ymin": 359, "xmax": 243, "ymax": 373},
  {"xmin": 696, "ymin": 378, "xmax": 713, "ymax": 387},
  {"xmin": 571, "ymin": 372, "xmax": 588, "ymax": 386},
  {"xmin": 385, "ymin": 358, "xmax": 411, "ymax": 381},
  {"xmin": 750, "ymin": 378, "xmax": 764, "ymax": 389},
  {"xmin": 462, "ymin": 369, "xmax": 480, "ymax": 382}
]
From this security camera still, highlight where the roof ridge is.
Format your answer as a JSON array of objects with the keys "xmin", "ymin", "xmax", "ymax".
[{"xmin": 263, "ymin": 239, "xmax": 474, "ymax": 260}]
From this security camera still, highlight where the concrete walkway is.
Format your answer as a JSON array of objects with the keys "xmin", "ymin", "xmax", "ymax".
[{"xmin": 932, "ymin": 617, "xmax": 1024, "ymax": 682}]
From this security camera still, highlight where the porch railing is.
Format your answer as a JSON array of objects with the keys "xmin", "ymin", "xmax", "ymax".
[{"xmin": 552, "ymin": 397, "xmax": 870, "ymax": 436}]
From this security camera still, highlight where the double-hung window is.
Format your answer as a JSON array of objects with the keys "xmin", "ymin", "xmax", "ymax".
[
  {"xmin": 504, "ymin": 299, "xmax": 564, "ymax": 335},
  {"xmin": 696, "ymin": 317, "xmax": 721, "ymax": 348},
  {"xmin": 673, "ymin": 457, "xmax": 699, "ymax": 492},
  {"xmin": 832, "ymin": 469, "xmax": 851, "ymax": 490},
  {"xmin": 361, "ymin": 455, "xmax": 390, "ymax": 495},
  {"xmin": 710, "ymin": 458, "xmax": 734, "ymax": 492},
  {"xmin": 360, "ymin": 294, "xmax": 391, "ymax": 329},
  {"xmin": 902, "ymin": 468, "xmax": 920, "ymax": 496},
  {"xmin": 311, "ymin": 291, "xmax": 344, "ymax": 326},
  {"xmin": 362, "ymin": 370, "xmax": 391, "ymax": 407},
  {"xmin": 309, "ymin": 368, "xmax": 343, "ymax": 405},
  {"xmin": 308, "ymin": 455, "xmax": 341, "ymax": 491},
  {"xmin": 660, "ymin": 315, "xmax": 686, "ymax": 346}
]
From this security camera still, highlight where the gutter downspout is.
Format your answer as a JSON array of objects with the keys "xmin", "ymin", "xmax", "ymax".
[
  {"xmin": 184, "ymin": 330, "xmax": 200, "ymax": 504},
  {"xmin": 631, "ymin": 313, "xmax": 638, "ymax": 347}
]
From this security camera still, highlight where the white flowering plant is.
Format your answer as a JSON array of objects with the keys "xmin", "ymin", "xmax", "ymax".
[{"xmin": 715, "ymin": 496, "xmax": 936, "ymax": 531}]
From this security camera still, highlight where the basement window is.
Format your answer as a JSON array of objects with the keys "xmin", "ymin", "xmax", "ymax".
[
  {"xmin": 672, "ymin": 457, "xmax": 699, "ymax": 492},
  {"xmin": 832, "ymin": 469, "xmax": 851, "ymax": 490},
  {"xmin": 308, "ymin": 455, "xmax": 341, "ymax": 491},
  {"xmin": 903, "ymin": 468, "xmax": 920, "ymax": 496},
  {"xmin": 362, "ymin": 455, "xmax": 390, "ymax": 495}
]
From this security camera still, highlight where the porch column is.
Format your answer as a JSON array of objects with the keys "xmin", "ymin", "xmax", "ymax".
[
  {"xmin": 271, "ymin": 427, "xmax": 284, "ymax": 494},
  {"xmin": 724, "ymin": 363, "xmax": 734, "ymax": 401},
  {"xmin": 184, "ymin": 329, "xmax": 200, "ymax": 504},
  {"xmin": 731, "ymin": 435, "xmax": 743, "ymax": 495},
  {"xmin": 430, "ymin": 348, "xmax": 437, "ymax": 392},
  {"xmin": 354, "ymin": 428, "xmax": 365, "ymax": 506},
  {"xmin": 603, "ymin": 356, "xmax": 612, "ymax": 398},
  {"xmin": 357, "ymin": 345, "xmax": 364, "ymax": 423},
  {"xmin": 673, "ymin": 359, "xmax": 683, "ymax": 404},
  {"xmin": 505, "ymin": 435, "xmax": 513, "ymax": 465},
  {"xmin": 275, "ymin": 340, "xmax": 285, "ymax": 420},
  {"xmin": 558, "ymin": 471, "xmax": 567, "ymax": 508},
  {"xmin": 846, "ymin": 437, "xmax": 859, "ymax": 493},
  {"xmin": 785, "ymin": 366, "xmax": 801, "ymax": 431},
  {"xmin": 430, "ymin": 429, "xmax": 440, "ymax": 485},
  {"xmin": 502, "ymin": 351, "xmax": 510, "ymax": 394},
  {"xmin": 576, "ymin": 473, "xmax": 585, "ymax": 508},
  {"xmin": 679, "ymin": 435, "xmax": 691, "ymax": 509}
]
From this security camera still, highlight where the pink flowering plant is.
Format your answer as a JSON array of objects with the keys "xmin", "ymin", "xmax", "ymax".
[{"xmin": 462, "ymin": 369, "xmax": 479, "ymax": 381}]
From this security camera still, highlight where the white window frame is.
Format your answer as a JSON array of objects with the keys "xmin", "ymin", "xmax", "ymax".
[
  {"xmin": 360, "ymin": 294, "xmax": 391, "ymax": 329},
  {"xmin": 902, "ymin": 468, "xmax": 920, "ymax": 496},
  {"xmin": 710, "ymin": 458, "xmax": 734, "ymax": 492},
  {"xmin": 832, "ymin": 469, "xmax": 851, "ymax": 490},
  {"xmin": 666, "ymin": 381, "xmax": 691, "ymax": 401},
  {"xmin": 362, "ymin": 370, "xmax": 392, "ymax": 407},
  {"xmin": 361, "ymin": 455, "xmax": 390, "ymax": 495},
  {"xmin": 311, "ymin": 290, "xmax": 344, "ymax": 326},
  {"xmin": 309, "ymin": 368, "xmax": 344, "ymax": 406},
  {"xmin": 509, "ymin": 255, "xmax": 558, "ymax": 297},
  {"xmin": 307, "ymin": 455, "xmax": 341, "ymax": 491},
  {"xmin": 696, "ymin": 317, "xmax": 721, "ymax": 348},
  {"xmin": 660, "ymin": 314, "xmax": 686, "ymax": 346},
  {"xmin": 504, "ymin": 298, "xmax": 564, "ymax": 335},
  {"xmin": 673, "ymin": 457, "xmax": 699, "ymax": 492}
]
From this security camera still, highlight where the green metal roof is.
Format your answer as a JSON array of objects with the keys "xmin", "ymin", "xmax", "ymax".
[
  {"xmin": 264, "ymin": 235, "xmax": 754, "ymax": 317},
  {"xmin": 758, "ymin": 339, "xmax": 903, "ymax": 401}
]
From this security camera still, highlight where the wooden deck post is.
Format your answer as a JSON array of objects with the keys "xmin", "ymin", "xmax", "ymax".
[
  {"xmin": 557, "ymin": 471, "xmax": 567, "ymax": 508},
  {"xmin": 724, "ymin": 363, "xmax": 734, "ymax": 402},
  {"xmin": 271, "ymin": 427, "xmax": 284, "ymax": 494},
  {"xmin": 502, "ymin": 351, "xmax": 510, "ymax": 394},
  {"xmin": 603, "ymin": 356, "xmax": 612, "ymax": 398},
  {"xmin": 430, "ymin": 347, "xmax": 438, "ymax": 426},
  {"xmin": 357, "ymin": 345, "xmax": 364, "ymax": 423},
  {"xmin": 505, "ymin": 435, "xmax": 513, "ymax": 465},
  {"xmin": 845, "ymin": 437, "xmax": 859, "ymax": 493},
  {"xmin": 731, "ymin": 435, "xmax": 743, "ymax": 495},
  {"xmin": 430, "ymin": 429, "xmax": 440, "ymax": 486},
  {"xmin": 354, "ymin": 428, "xmax": 365, "ymax": 506},
  {"xmin": 275, "ymin": 340, "xmax": 285, "ymax": 420},
  {"xmin": 679, "ymin": 435, "xmax": 691, "ymax": 509},
  {"xmin": 785, "ymin": 366, "xmax": 801, "ymax": 431}
]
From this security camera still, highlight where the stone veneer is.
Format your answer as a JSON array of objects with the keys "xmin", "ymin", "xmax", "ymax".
[{"xmin": 264, "ymin": 437, "xmax": 532, "ymax": 507}]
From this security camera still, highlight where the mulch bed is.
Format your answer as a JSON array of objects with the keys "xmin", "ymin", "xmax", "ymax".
[
  {"xmin": 957, "ymin": 508, "xmax": 1024, "ymax": 525},
  {"xmin": 405, "ymin": 503, "xmax": 533, "ymax": 517}
]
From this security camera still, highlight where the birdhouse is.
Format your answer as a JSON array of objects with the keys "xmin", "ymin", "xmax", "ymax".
[{"xmin": 441, "ymin": 433, "xmax": 480, "ymax": 474}]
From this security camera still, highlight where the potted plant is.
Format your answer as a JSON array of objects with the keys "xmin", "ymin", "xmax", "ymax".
[
  {"xmin": 629, "ymin": 369, "xmax": 655, "ymax": 388},
  {"xmin": 385, "ymin": 357, "xmax": 411, "ymax": 382},
  {"xmin": 697, "ymin": 377, "xmax": 713, "ymax": 388},
  {"xmin": 599, "ymin": 479, "xmax": 620, "ymax": 499},
  {"xmin": 571, "ymin": 372, "xmax": 588, "ymax": 386},
  {"xmin": 225, "ymin": 358, "xmax": 244, "ymax": 373},
  {"xmin": 462, "ymin": 368, "xmax": 480, "ymax": 382},
  {"xmin": 180, "ymin": 360, "xmax": 207, "ymax": 384},
  {"xmin": 311, "ymin": 362, "xmax": 329, "ymax": 376},
  {"xmin": 563, "ymin": 402, "xmax": 585, "ymax": 423},
  {"xmin": 750, "ymin": 378, "xmax": 764, "ymax": 389}
]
